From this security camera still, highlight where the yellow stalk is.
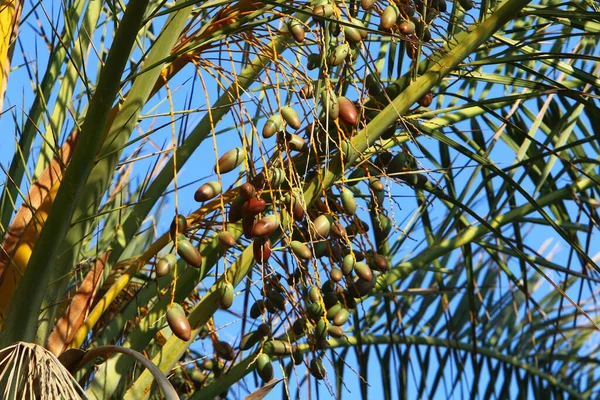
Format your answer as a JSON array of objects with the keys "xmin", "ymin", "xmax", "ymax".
[
  {"xmin": 0, "ymin": 0, "xmax": 22, "ymax": 110},
  {"xmin": 0, "ymin": 180, "xmax": 61, "ymax": 320}
]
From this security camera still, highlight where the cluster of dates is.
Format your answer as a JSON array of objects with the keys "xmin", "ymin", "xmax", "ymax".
[{"xmin": 155, "ymin": 0, "xmax": 458, "ymax": 385}]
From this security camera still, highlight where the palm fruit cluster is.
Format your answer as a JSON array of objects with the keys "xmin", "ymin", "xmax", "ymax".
[{"xmin": 154, "ymin": 0, "xmax": 449, "ymax": 390}]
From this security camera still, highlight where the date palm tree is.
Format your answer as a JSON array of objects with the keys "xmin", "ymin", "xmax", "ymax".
[{"xmin": 0, "ymin": 0, "xmax": 598, "ymax": 398}]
